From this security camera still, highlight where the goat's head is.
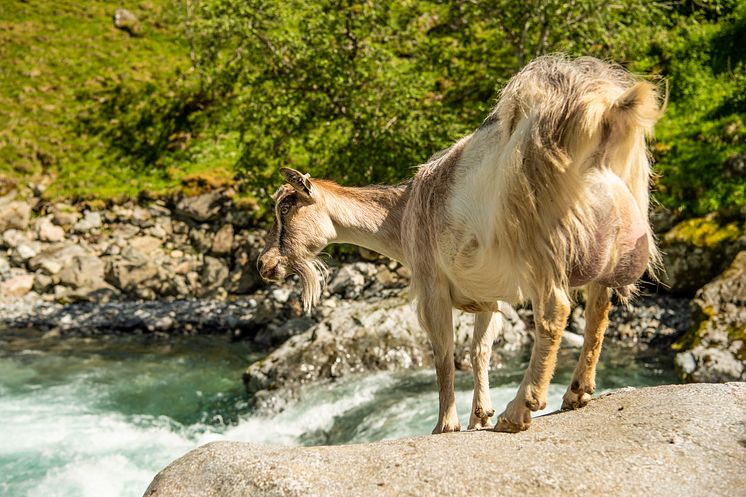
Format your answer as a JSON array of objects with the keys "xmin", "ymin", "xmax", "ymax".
[{"xmin": 257, "ymin": 167, "xmax": 333, "ymax": 311}]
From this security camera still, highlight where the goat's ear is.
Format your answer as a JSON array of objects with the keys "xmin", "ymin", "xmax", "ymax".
[{"xmin": 280, "ymin": 167, "xmax": 313, "ymax": 198}]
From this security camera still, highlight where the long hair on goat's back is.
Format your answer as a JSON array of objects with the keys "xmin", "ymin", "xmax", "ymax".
[{"xmin": 486, "ymin": 55, "xmax": 662, "ymax": 295}]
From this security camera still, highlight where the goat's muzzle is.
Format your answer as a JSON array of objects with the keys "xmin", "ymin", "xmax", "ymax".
[{"xmin": 257, "ymin": 252, "xmax": 287, "ymax": 282}]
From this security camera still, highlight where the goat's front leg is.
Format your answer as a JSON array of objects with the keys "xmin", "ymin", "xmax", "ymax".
[
  {"xmin": 562, "ymin": 283, "xmax": 611, "ymax": 410},
  {"xmin": 468, "ymin": 310, "xmax": 499, "ymax": 430},
  {"xmin": 496, "ymin": 286, "xmax": 570, "ymax": 433},
  {"xmin": 418, "ymin": 290, "xmax": 459, "ymax": 434}
]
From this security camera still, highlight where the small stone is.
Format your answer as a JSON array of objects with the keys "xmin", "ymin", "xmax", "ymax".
[
  {"xmin": 2, "ymin": 229, "xmax": 30, "ymax": 248},
  {"xmin": 15, "ymin": 242, "xmax": 40, "ymax": 261},
  {"xmin": 0, "ymin": 201, "xmax": 31, "ymax": 231},
  {"xmin": 113, "ymin": 8, "xmax": 141, "ymax": 36},
  {"xmin": 0, "ymin": 274, "xmax": 35, "ymax": 297},
  {"xmin": 52, "ymin": 204, "xmax": 80, "ymax": 227},
  {"xmin": 37, "ymin": 216, "xmax": 66, "ymax": 242},
  {"xmin": 211, "ymin": 224, "xmax": 234, "ymax": 255},
  {"xmin": 131, "ymin": 206, "xmax": 153, "ymax": 227},
  {"xmin": 171, "ymin": 249, "xmax": 184, "ymax": 259},
  {"xmin": 328, "ymin": 265, "xmax": 366, "ymax": 298},
  {"xmin": 271, "ymin": 288, "xmax": 291, "ymax": 303},
  {"xmin": 189, "ymin": 228, "xmax": 213, "ymax": 253},
  {"xmin": 130, "ymin": 235, "xmax": 163, "ymax": 254},
  {"xmin": 200, "ymin": 256, "xmax": 229, "ymax": 290},
  {"xmin": 74, "ymin": 211, "xmax": 102, "ymax": 233},
  {"xmin": 561, "ymin": 331, "xmax": 585, "ymax": 348}
]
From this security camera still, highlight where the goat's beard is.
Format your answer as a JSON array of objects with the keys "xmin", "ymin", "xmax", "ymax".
[{"xmin": 290, "ymin": 257, "xmax": 328, "ymax": 313}]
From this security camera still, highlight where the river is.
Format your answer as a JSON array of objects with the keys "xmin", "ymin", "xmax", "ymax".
[{"xmin": 0, "ymin": 329, "xmax": 678, "ymax": 497}]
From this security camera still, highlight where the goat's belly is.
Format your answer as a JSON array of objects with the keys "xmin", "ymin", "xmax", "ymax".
[
  {"xmin": 570, "ymin": 173, "xmax": 650, "ymax": 288},
  {"xmin": 443, "ymin": 247, "xmax": 525, "ymax": 305}
]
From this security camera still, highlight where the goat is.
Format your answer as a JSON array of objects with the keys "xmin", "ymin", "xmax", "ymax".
[{"xmin": 257, "ymin": 55, "xmax": 662, "ymax": 433}]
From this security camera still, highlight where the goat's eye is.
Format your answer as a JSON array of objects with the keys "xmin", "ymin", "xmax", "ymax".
[{"xmin": 280, "ymin": 205, "xmax": 290, "ymax": 216}]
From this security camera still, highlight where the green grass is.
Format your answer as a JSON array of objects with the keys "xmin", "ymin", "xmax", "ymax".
[{"xmin": 0, "ymin": 0, "xmax": 234, "ymax": 200}]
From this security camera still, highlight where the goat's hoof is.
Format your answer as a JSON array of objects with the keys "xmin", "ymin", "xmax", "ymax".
[
  {"xmin": 494, "ymin": 402, "xmax": 532, "ymax": 433},
  {"xmin": 468, "ymin": 406, "xmax": 495, "ymax": 430},
  {"xmin": 562, "ymin": 380, "xmax": 595, "ymax": 410},
  {"xmin": 561, "ymin": 390, "xmax": 593, "ymax": 410},
  {"xmin": 432, "ymin": 422, "xmax": 461, "ymax": 434},
  {"xmin": 468, "ymin": 416, "xmax": 494, "ymax": 430},
  {"xmin": 474, "ymin": 406, "xmax": 495, "ymax": 418},
  {"xmin": 523, "ymin": 389, "xmax": 547, "ymax": 412},
  {"xmin": 494, "ymin": 414, "xmax": 531, "ymax": 433}
]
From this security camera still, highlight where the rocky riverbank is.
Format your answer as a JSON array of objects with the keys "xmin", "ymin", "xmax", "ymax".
[
  {"xmin": 0, "ymin": 188, "xmax": 744, "ymax": 393},
  {"xmin": 144, "ymin": 383, "xmax": 746, "ymax": 497}
]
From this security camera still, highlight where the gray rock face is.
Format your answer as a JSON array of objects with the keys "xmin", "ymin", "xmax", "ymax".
[
  {"xmin": 144, "ymin": 383, "xmax": 746, "ymax": 497},
  {"xmin": 243, "ymin": 295, "xmax": 529, "ymax": 412},
  {"xmin": 675, "ymin": 250, "xmax": 746, "ymax": 382}
]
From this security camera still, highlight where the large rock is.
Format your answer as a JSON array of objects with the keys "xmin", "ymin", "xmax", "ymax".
[
  {"xmin": 661, "ymin": 216, "xmax": 745, "ymax": 294},
  {"xmin": 57, "ymin": 255, "xmax": 106, "ymax": 289},
  {"xmin": 243, "ymin": 295, "xmax": 528, "ymax": 412},
  {"xmin": 175, "ymin": 191, "xmax": 224, "ymax": 222},
  {"xmin": 144, "ymin": 383, "xmax": 746, "ymax": 497},
  {"xmin": 674, "ymin": 250, "xmax": 746, "ymax": 382},
  {"xmin": 29, "ymin": 243, "xmax": 90, "ymax": 275},
  {"xmin": 106, "ymin": 258, "xmax": 159, "ymax": 294}
]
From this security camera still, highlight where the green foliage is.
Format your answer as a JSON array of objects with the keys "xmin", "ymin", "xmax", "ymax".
[
  {"xmin": 0, "ymin": 0, "xmax": 743, "ymax": 221},
  {"xmin": 188, "ymin": 0, "xmax": 663, "ymax": 198},
  {"xmin": 647, "ymin": 3, "xmax": 746, "ymax": 218}
]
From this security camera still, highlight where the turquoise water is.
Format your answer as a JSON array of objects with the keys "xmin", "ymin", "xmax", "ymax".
[{"xmin": 0, "ymin": 329, "xmax": 678, "ymax": 497}]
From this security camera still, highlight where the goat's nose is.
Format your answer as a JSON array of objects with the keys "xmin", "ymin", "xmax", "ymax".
[{"xmin": 256, "ymin": 257, "xmax": 264, "ymax": 273}]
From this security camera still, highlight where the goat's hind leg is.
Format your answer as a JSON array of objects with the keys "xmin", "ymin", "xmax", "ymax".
[
  {"xmin": 468, "ymin": 310, "xmax": 499, "ymax": 430},
  {"xmin": 562, "ymin": 283, "xmax": 611, "ymax": 410},
  {"xmin": 496, "ymin": 286, "xmax": 570, "ymax": 433},
  {"xmin": 417, "ymin": 287, "xmax": 460, "ymax": 434}
]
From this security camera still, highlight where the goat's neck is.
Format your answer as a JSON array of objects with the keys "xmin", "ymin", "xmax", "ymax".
[{"xmin": 317, "ymin": 180, "xmax": 410, "ymax": 263}]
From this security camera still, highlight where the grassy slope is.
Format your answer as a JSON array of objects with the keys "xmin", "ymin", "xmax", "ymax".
[{"xmin": 0, "ymin": 0, "xmax": 235, "ymax": 200}]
